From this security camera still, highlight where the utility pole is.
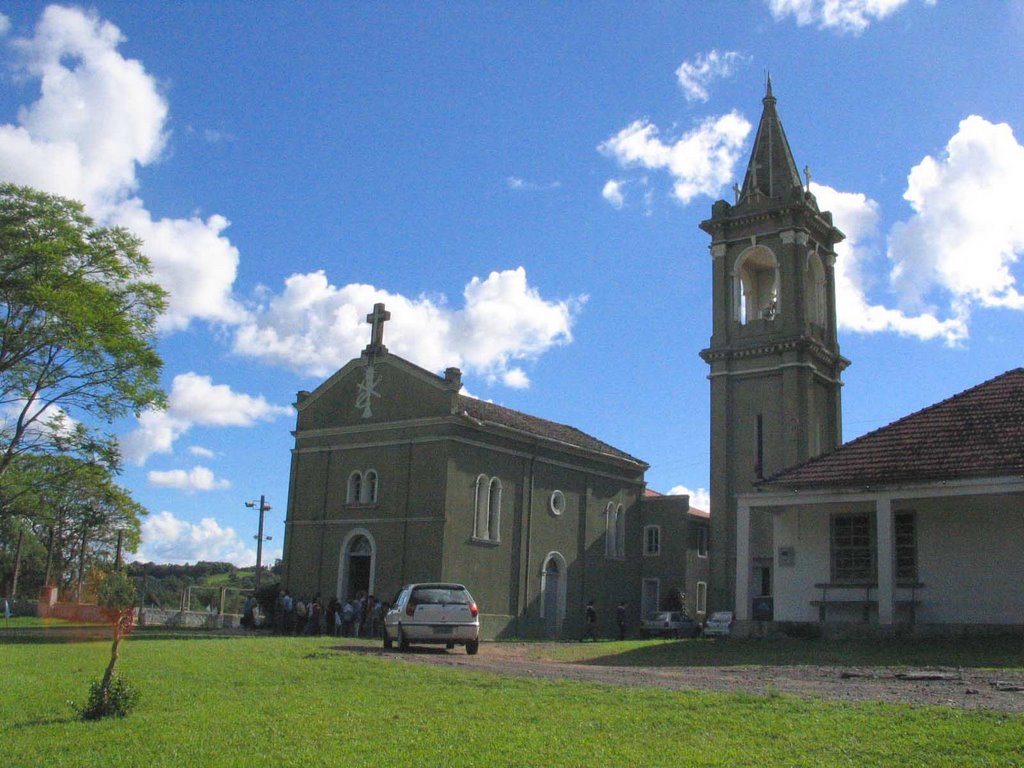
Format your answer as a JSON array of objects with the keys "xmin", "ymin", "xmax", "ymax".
[{"xmin": 244, "ymin": 496, "xmax": 272, "ymax": 593}]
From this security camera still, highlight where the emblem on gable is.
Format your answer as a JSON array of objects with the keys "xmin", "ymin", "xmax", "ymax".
[{"xmin": 355, "ymin": 364, "xmax": 381, "ymax": 419}]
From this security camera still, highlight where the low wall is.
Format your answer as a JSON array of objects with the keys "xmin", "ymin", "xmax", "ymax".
[
  {"xmin": 139, "ymin": 608, "xmax": 241, "ymax": 629},
  {"xmin": 39, "ymin": 601, "xmax": 134, "ymax": 624}
]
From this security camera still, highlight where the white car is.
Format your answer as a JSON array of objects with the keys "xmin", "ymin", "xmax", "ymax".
[
  {"xmin": 383, "ymin": 583, "xmax": 480, "ymax": 655},
  {"xmin": 641, "ymin": 611, "xmax": 702, "ymax": 638},
  {"xmin": 703, "ymin": 610, "xmax": 734, "ymax": 637}
]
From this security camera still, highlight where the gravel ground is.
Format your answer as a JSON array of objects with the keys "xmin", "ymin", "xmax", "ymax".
[{"xmin": 362, "ymin": 641, "xmax": 1024, "ymax": 712}]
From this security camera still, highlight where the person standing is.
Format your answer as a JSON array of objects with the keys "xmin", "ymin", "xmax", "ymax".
[
  {"xmin": 616, "ymin": 602, "xmax": 627, "ymax": 641},
  {"xmin": 582, "ymin": 600, "xmax": 598, "ymax": 642},
  {"xmin": 342, "ymin": 599, "xmax": 354, "ymax": 636}
]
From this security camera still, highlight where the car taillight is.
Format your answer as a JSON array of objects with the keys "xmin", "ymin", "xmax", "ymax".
[
  {"xmin": 468, "ymin": 601, "xmax": 479, "ymax": 618},
  {"xmin": 406, "ymin": 603, "xmax": 416, "ymax": 617}
]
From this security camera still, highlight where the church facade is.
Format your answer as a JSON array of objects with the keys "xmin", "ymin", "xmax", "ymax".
[{"xmin": 281, "ymin": 306, "xmax": 708, "ymax": 639}]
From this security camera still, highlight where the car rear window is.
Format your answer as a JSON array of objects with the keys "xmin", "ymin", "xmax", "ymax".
[{"xmin": 410, "ymin": 587, "xmax": 471, "ymax": 606}]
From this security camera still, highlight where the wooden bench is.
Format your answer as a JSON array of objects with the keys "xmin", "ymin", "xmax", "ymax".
[
  {"xmin": 812, "ymin": 583, "xmax": 875, "ymax": 623},
  {"xmin": 811, "ymin": 583, "xmax": 924, "ymax": 624}
]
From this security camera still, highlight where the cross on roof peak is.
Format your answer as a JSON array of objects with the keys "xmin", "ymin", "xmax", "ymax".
[{"xmin": 365, "ymin": 302, "xmax": 391, "ymax": 352}]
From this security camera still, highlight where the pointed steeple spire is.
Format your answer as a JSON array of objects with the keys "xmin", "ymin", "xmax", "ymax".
[{"xmin": 738, "ymin": 76, "xmax": 802, "ymax": 203}]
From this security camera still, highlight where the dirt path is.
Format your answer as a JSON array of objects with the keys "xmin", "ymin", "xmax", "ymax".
[{"xmin": 359, "ymin": 642, "xmax": 1024, "ymax": 712}]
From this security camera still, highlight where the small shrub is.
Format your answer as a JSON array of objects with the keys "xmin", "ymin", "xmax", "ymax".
[{"xmin": 76, "ymin": 674, "xmax": 140, "ymax": 720}]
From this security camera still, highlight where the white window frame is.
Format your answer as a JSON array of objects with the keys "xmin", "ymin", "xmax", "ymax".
[
  {"xmin": 473, "ymin": 474, "xmax": 489, "ymax": 541},
  {"xmin": 487, "ymin": 478, "xmax": 502, "ymax": 543},
  {"xmin": 346, "ymin": 471, "xmax": 362, "ymax": 505},
  {"xmin": 696, "ymin": 581, "xmax": 707, "ymax": 616},
  {"xmin": 697, "ymin": 525, "xmax": 708, "ymax": 558},
  {"xmin": 361, "ymin": 469, "xmax": 379, "ymax": 505},
  {"xmin": 605, "ymin": 502, "xmax": 616, "ymax": 557},
  {"xmin": 643, "ymin": 525, "xmax": 661, "ymax": 556},
  {"xmin": 615, "ymin": 504, "xmax": 626, "ymax": 559},
  {"xmin": 549, "ymin": 490, "xmax": 566, "ymax": 516}
]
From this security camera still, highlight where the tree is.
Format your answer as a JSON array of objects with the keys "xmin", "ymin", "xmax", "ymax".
[
  {"xmin": 0, "ymin": 455, "xmax": 145, "ymax": 596},
  {"xmin": 78, "ymin": 569, "xmax": 139, "ymax": 720},
  {"xmin": 0, "ymin": 183, "xmax": 166, "ymax": 477}
]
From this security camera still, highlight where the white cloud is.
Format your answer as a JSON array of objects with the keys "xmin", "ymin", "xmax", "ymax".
[
  {"xmin": 767, "ymin": 0, "xmax": 930, "ymax": 34},
  {"xmin": 202, "ymin": 128, "xmax": 234, "ymax": 143},
  {"xmin": 112, "ymin": 200, "xmax": 245, "ymax": 330},
  {"xmin": 0, "ymin": 13, "xmax": 10, "ymax": 37},
  {"xmin": 600, "ymin": 112, "xmax": 752, "ymax": 204},
  {"xmin": 133, "ymin": 510, "xmax": 277, "ymax": 566},
  {"xmin": 0, "ymin": 6, "xmax": 242, "ymax": 330},
  {"xmin": 667, "ymin": 485, "xmax": 711, "ymax": 513},
  {"xmin": 888, "ymin": 116, "xmax": 1024, "ymax": 312},
  {"xmin": 188, "ymin": 445, "xmax": 215, "ymax": 459},
  {"xmin": 233, "ymin": 267, "xmax": 583, "ymax": 385},
  {"xmin": 812, "ymin": 115, "xmax": 1024, "ymax": 345},
  {"xmin": 812, "ymin": 183, "xmax": 967, "ymax": 343},
  {"xmin": 507, "ymin": 176, "xmax": 561, "ymax": 191},
  {"xmin": 602, "ymin": 179, "xmax": 626, "ymax": 209},
  {"xmin": 121, "ymin": 372, "xmax": 292, "ymax": 464},
  {"xmin": 168, "ymin": 372, "xmax": 291, "ymax": 426},
  {"xmin": 675, "ymin": 50, "xmax": 742, "ymax": 102},
  {"xmin": 501, "ymin": 368, "xmax": 530, "ymax": 389},
  {"xmin": 148, "ymin": 465, "xmax": 231, "ymax": 493}
]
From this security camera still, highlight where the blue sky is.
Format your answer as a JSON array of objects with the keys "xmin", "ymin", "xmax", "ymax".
[{"xmin": 1, "ymin": 1, "xmax": 1022, "ymax": 565}]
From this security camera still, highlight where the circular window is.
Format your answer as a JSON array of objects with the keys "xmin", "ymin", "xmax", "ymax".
[{"xmin": 549, "ymin": 490, "xmax": 566, "ymax": 516}]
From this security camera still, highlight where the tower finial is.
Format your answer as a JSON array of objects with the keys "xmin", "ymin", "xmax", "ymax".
[{"xmin": 765, "ymin": 71, "xmax": 774, "ymax": 100}]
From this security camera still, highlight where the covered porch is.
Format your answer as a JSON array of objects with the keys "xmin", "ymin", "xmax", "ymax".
[{"xmin": 734, "ymin": 479, "xmax": 1024, "ymax": 632}]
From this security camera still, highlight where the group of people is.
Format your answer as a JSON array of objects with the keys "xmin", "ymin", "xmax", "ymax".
[
  {"xmin": 269, "ymin": 589, "xmax": 389, "ymax": 638},
  {"xmin": 582, "ymin": 600, "xmax": 630, "ymax": 641}
]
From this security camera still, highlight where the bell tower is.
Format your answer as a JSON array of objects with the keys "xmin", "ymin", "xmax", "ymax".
[{"xmin": 699, "ymin": 78, "xmax": 849, "ymax": 614}]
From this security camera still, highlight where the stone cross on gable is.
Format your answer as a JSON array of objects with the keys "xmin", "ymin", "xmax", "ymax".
[{"xmin": 365, "ymin": 302, "xmax": 391, "ymax": 351}]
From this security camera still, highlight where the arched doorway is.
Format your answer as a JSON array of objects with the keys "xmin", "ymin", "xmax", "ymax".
[
  {"xmin": 540, "ymin": 552, "xmax": 567, "ymax": 637},
  {"xmin": 338, "ymin": 529, "xmax": 376, "ymax": 600}
]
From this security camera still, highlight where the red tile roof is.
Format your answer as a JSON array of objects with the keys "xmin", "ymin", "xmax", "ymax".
[
  {"xmin": 457, "ymin": 395, "xmax": 647, "ymax": 468},
  {"xmin": 763, "ymin": 368, "xmax": 1024, "ymax": 489}
]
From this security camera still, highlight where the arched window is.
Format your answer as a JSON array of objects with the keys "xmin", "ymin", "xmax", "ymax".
[
  {"xmin": 473, "ymin": 474, "xmax": 489, "ymax": 540},
  {"xmin": 615, "ymin": 504, "xmax": 626, "ymax": 558},
  {"xmin": 347, "ymin": 471, "xmax": 362, "ymax": 504},
  {"xmin": 362, "ymin": 470, "xmax": 379, "ymax": 504},
  {"xmin": 605, "ymin": 503, "xmax": 616, "ymax": 557},
  {"xmin": 735, "ymin": 246, "xmax": 779, "ymax": 324},
  {"xmin": 805, "ymin": 252, "xmax": 827, "ymax": 328},
  {"xmin": 487, "ymin": 478, "xmax": 502, "ymax": 542}
]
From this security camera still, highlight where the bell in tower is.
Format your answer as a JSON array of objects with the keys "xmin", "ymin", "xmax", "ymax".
[{"xmin": 699, "ymin": 77, "xmax": 850, "ymax": 615}]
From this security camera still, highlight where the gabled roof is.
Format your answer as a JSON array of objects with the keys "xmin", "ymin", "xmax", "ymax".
[
  {"xmin": 457, "ymin": 395, "xmax": 646, "ymax": 468},
  {"xmin": 763, "ymin": 368, "xmax": 1024, "ymax": 489}
]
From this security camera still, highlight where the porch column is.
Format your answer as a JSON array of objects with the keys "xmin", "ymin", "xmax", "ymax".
[
  {"xmin": 735, "ymin": 502, "xmax": 751, "ymax": 621},
  {"xmin": 875, "ymin": 496, "xmax": 894, "ymax": 625}
]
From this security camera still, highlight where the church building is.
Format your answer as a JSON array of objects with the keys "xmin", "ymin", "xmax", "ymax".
[{"xmin": 281, "ymin": 305, "xmax": 709, "ymax": 638}]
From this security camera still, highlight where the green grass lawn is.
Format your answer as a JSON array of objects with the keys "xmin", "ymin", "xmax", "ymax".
[{"xmin": 2, "ymin": 635, "xmax": 1022, "ymax": 767}]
